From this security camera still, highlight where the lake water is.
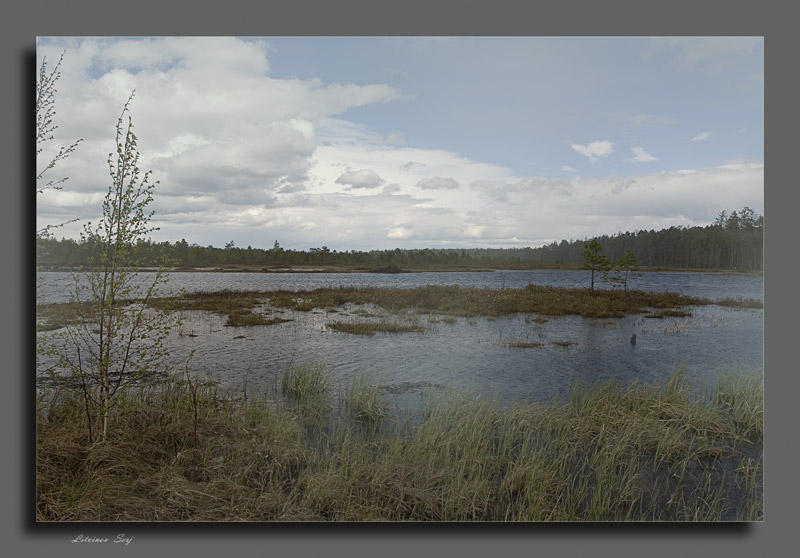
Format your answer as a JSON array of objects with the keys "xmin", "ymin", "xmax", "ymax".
[
  {"xmin": 36, "ymin": 270, "xmax": 764, "ymax": 414},
  {"xmin": 36, "ymin": 269, "xmax": 763, "ymax": 304}
]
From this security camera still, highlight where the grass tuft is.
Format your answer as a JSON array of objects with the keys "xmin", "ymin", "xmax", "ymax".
[
  {"xmin": 280, "ymin": 362, "xmax": 331, "ymax": 424},
  {"xmin": 224, "ymin": 311, "xmax": 291, "ymax": 327},
  {"xmin": 345, "ymin": 374, "xmax": 388, "ymax": 422}
]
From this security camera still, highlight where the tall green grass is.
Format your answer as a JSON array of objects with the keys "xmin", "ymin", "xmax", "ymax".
[
  {"xmin": 37, "ymin": 368, "xmax": 763, "ymax": 522},
  {"xmin": 280, "ymin": 362, "xmax": 331, "ymax": 425},
  {"xmin": 345, "ymin": 374, "xmax": 388, "ymax": 422}
]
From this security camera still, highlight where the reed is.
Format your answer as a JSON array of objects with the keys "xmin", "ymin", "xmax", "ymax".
[
  {"xmin": 345, "ymin": 374, "xmax": 388, "ymax": 422},
  {"xmin": 37, "ymin": 368, "xmax": 762, "ymax": 522},
  {"xmin": 280, "ymin": 362, "xmax": 331, "ymax": 425}
]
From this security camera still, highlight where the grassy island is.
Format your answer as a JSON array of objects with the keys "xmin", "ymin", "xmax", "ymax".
[{"xmin": 37, "ymin": 284, "xmax": 763, "ymax": 333}]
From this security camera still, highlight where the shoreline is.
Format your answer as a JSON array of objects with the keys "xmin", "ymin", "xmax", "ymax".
[{"xmin": 35, "ymin": 264, "xmax": 764, "ymax": 277}]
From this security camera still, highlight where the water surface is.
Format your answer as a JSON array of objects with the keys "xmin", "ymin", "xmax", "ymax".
[{"xmin": 36, "ymin": 270, "xmax": 764, "ymax": 415}]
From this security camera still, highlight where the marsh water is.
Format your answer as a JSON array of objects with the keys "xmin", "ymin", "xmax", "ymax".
[{"xmin": 37, "ymin": 270, "xmax": 763, "ymax": 415}]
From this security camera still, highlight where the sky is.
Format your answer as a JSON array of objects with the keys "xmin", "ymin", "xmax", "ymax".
[{"xmin": 36, "ymin": 36, "xmax": 764, "ymax": 251}]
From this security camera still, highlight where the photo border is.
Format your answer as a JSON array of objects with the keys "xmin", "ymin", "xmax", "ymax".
[{"xmin": 5, "ymin": 1, "xmax": 795, "ymax": 556}]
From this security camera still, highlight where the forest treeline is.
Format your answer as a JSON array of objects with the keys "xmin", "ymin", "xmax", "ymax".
[{"xmin": 36, "ymin": 207, "xmax": 763, "ymax": 272}]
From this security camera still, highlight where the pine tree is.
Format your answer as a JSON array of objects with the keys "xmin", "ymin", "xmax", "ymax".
[
  {"xmin": 582, "ymin": 239, "xmax": 612, "ymax": 292},
  {"xmin": 614, "ymin": 249, "xmax": 642, "ymax": 291}
]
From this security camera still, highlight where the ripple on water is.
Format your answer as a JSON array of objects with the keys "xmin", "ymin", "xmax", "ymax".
[
  {"xmin": 37, "ymin": 271, "xmax": 763, "ymax": 415},
  {"xmin": 154, "ymin": 303, "xmax": 762, "ymax": 411}
]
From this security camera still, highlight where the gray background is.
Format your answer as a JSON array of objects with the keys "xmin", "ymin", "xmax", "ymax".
[{"xmin": 4, "ymin": 0, "xmax": 797, "ymax": 556}]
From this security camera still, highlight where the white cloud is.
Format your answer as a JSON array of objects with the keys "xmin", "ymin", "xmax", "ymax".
[
  {"xmin": 387, "ymin": 226, "xmax": 412, "ymax": 239},
  {"xmin": 153, "ymin": 133, "xmax": 213, "ymax": 159},
  {"xmin": 36, "ymin": 37, "xmax": 763, "ymax": 251},
  {"xmin": 335, "ymin": 169, "xmax": 386, "ymax": 189},
  {"xmin": 471, "ymin": 177, "xmax": 572, "ymax": 205},
  {"xmin": 690, "ymin": 132, "xmax": 712, "ymax": 143},
  {"xmin": 628, "ymin": 147, "xmax": 657, "ymax": 163},
  {"xmin": 35, "ymin": 37, "xmax": 408, "ymax": 241},
  {"xmin": 40, "ymin": 156, "xmax": 763, "ymax": 251},
  {"xmin": 571, "ymin": 140, "xmax": 614, "ymax": 161},
  {"xmin": 415, "ymin": 177, "xmax": 460, "ymax": 190},
  {"xmin": 307, "ymin": 143, "xmax": 512, "ymax": 218},
  {"xmin": 461, "ymin": 162, "xmax": 762, "ymax": 244}
]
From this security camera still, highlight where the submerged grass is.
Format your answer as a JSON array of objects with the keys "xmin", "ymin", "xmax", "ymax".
[
  {"xmin": 714, "ymin": 297, "xmax": 764, "ymax": 309},
  {"xmin": 503, "ymin": 340, "xmax": 544, "ymax": 349},
  {"xmin": 37, "ymin": 289, "xmax": 272, "ymax": 331},
  {"xmin": 327, "ymin": 322, "xmax": 424, "ymax": 335},
  {"xmin": 165, "ymin": 290, "xmax": 291, "ymax": 328},
  {"xmin": 35, "ymin": 301, "xmax": 95, "ymax": 331},
  {"xmin": 643, "ymin": 309, "xmax": 693, "ymax": 319},
  {"xmin": 37, "ymin": 368, "xmax": 762, "ymax": 522},
  {"xmin": 155, "ymin": 289, "xmax": 267, "ymax": 314},
  {"xmin": 225, "ymin": 311, "xmax": 291, "ymax": 327}
]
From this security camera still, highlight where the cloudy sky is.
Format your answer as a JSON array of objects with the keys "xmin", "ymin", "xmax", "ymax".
[{"xmin": 36, "ymin": 36, "xmax": 763, "ymax": 251}]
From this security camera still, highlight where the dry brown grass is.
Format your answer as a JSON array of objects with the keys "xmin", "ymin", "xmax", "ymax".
[
  {"xmin": 38, "ymin": 285, "xmax": 761, "ymax": 331},
  {"xmin": 264, "ymin": 284, "xmax": 760, "ymax": 319},
  {"xmin": 36, "ymin": 370, "xmax": 763, "ymax": 522}
]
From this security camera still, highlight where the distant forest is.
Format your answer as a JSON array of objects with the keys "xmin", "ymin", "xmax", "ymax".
[{"xmin": 36, "ymin": 207, "xmax": 763, "ymax": 272}]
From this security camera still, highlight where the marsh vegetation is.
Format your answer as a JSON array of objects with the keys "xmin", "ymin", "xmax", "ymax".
[
  {"xmin": 36, "ymin": 368, "xmax": 762, "ymax": 521},
  {"xmin": 327, "ymin": 322, "xmax": 425, "ymax": 335},
  {"xmin": 264, "ymin": 284, "xmax": 721, "ymax": 318},
  {"xmin": 39, "ymin": 283, "xmax": 757, "ymax": 332},
  {"xmin": 36, "ymin": 278, "xmax": 764, "ymax": 522}
]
